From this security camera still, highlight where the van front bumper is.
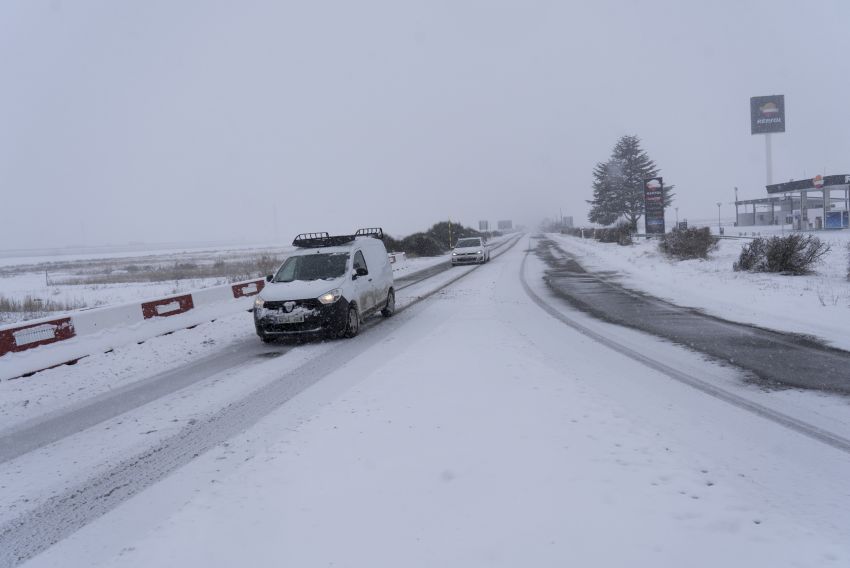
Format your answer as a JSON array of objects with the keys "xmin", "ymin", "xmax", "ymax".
[{"xmin": 254, "ymin": 298, "xmax": 350, "ymax": 336}]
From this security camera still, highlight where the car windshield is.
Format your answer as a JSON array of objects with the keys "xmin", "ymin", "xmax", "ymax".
[
  {"xmin": 455, "ymin": 239, "xmax": 481, "ymax": 248},
  {"xmin": 274, "ymin": 253, "xmax": 349, "ymax": 282}
]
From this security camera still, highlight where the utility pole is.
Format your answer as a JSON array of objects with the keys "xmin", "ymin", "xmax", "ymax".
[
  {"xmin": 734, "ymin": 187, "xmax": 739, "ymax": 227},
  {"xmin": 716, "ymin": 202, "xmax": 722, "ymax": 235}
]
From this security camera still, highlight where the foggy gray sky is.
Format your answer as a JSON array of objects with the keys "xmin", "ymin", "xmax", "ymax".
[{"xmin": 2, "ymin": 0, "xmax": 849, "ymax": 249}]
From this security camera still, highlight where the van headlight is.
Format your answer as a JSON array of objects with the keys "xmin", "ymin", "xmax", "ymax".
[
  {"xmin": 254, "ymin": 297, "xmax": 265, "ymax": 309},
  {"xmin": 318, "ymin": 289, "xmax": 342, "ymax": 304}
]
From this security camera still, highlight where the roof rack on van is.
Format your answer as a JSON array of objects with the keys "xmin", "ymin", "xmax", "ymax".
[
  {"xmin": 354, "ymin": 228, "xmax": 384, "ymax": 240},
  {"xmin": 292, "ymin": 232, "xmax": 356, "ymax": 248}
]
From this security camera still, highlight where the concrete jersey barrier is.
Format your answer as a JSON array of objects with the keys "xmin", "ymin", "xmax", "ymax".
[{"xmin": 0, "ymin": 278, "xmax": 266, "ymax": 381}]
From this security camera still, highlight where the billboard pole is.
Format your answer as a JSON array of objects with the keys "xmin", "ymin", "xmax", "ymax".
[{"xmin": 765, "ymin": 133, "xmax": 773, "ymax": 185}]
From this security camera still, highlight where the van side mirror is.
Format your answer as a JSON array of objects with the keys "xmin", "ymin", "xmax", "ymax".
[
  {"xmin": 353, "ymin": 267, "xmax": 368, "ymax": 279},
  {"xmin": 265, "ymin": 274, "xmax": 273, "ymax": 282}
]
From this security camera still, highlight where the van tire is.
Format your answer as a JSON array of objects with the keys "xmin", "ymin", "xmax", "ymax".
[
  {"xmin": 342, "ymin": 304, "xmax": 360, "ymax": 338},
  {"xmin": 381, "ymin": 289, "xmax": 395, "ymax": 317}
]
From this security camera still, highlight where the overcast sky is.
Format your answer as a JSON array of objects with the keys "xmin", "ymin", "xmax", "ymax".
[{"xmin": 2, "ymin": 0, "xmax": 849, "ymax": 249}]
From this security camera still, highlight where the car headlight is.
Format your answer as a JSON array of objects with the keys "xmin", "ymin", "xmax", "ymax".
[
  {"xmin": 318, "ymin": 288, "xmax": 342, "ymax": 304},
  {"xmin": 254, "ymin": 297, "xmax": 265, "ymax": 309},
  {"xmin": 452, "ymin": 252, "xmax": 458, "ymax": 256},
  {"xmin": 477, "ymin": 250, "xmax": 482, "ymax": 254}
]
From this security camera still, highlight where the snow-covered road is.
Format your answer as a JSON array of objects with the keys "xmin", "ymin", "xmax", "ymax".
[{"xmin": 6, "ymin": 236, "xmax": 850, "ymax": 567}]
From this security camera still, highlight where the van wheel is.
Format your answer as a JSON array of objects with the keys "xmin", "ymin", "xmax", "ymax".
[
  {"xmin": 381, "ymin": 289, "xmax": 395, "ymax": 317},
  {"xmin": 342, "ymin": 305, "xmax": 360, "ymax": 338}
]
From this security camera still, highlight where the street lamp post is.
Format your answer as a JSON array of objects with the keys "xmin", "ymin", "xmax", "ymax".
[
  {"xmin": 675, "ymin": 207, "xmax": 679, "ymax": 227},
  {"xmin": 716, "ymin": 202, "xmax": 722, "ymax": 235}
]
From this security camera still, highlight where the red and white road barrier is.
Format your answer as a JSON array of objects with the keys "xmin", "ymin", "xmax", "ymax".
[{"xmin": 0, "ymin": 278, "xmax": 265, "ymax": 381}]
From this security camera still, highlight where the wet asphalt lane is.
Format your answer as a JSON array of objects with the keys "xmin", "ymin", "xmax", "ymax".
[{"xmin": 539, "ymin": 239, "xmax": 850, "ymax": 394}]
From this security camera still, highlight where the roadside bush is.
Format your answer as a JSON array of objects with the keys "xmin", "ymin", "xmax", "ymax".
[
  {"xmin": 385, "ymin": 221, "xmax": 483, "ymax": 256},
  {"xmin": 733, "ymin": 238, "xmax": 766, "ymax": 272},
  {"xmin": 658, "ymin": 227, "xmax": 716, "ymax": 260},
  {"xmin": 400, "ymin": 234, "xmax": 445, "ymax": 257},
  {"xmin": 594, "ymin": 222, "xmax": 633, "ymax": 245},
  {"xmin": 733, "ymin": 234, "xmax": 831, "ymax": 275}
]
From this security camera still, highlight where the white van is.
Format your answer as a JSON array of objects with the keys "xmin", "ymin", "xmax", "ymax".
[{"xmin": 253, "ymin": 228, "xmax": 395, "ymax": 341}]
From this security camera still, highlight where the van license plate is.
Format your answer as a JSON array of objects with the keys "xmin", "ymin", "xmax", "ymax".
[{"xmin": 277, "ymin": 313, "xmax": 304, "ymax": 324}]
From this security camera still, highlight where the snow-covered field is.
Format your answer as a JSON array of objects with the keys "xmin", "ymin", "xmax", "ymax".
[
  {"xmin": 12, "ymin": 237, "xmax": 849, "ymax": 568},
  {"xmin": 551, "ymin": 228, "xmax": 850, "ymax": 351}
]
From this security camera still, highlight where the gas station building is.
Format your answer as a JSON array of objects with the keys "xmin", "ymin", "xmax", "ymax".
[{"xmin": 735, "ymin": 174, "xmax": 850, "ymax": 230}]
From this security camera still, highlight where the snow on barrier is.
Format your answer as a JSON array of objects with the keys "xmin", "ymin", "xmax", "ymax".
[{"xmin": 0, "ymin": 278, "xmax": 266, "ymax": 381}]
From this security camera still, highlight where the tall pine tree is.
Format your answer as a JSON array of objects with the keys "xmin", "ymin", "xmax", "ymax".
[
  {"xmin": 587, "ymin": 159, "xmax": 626, "ymax": 226},
  {"xmin": 587, "ymin": 135, "xmax": 675, "ymax": 230}
]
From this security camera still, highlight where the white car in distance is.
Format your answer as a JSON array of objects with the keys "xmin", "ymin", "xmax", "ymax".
[{"xmin": 451, "ymin": 236, "xmax": 490, "ymax": 266}]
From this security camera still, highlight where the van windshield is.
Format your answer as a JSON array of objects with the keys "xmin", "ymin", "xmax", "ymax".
[
  {"xmin": 274, "ymin": 253, "xmax": 349, "ymax": 282},
  {"xmin": 455, "ymin": 238, "xmax": 481, "ymax": 248}
]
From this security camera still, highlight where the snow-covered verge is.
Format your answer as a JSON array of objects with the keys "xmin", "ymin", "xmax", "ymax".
[
  {"xmin": 21, "ymin": 239, "xmax": 850, "ymax": 568},
  {"xmin": 550, "ymin": 230, "xmax": 850, "ymax": 352}
]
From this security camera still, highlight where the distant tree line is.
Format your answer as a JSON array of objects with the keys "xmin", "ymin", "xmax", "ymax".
[{"xmin": 385, "ymin": 221, "xmax": 497, "ymax": 257}]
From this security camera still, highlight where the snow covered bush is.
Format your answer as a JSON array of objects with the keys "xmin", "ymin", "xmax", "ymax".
[
  {"xmin": 594, "ymin": 222, "xmax": 633, "ymax": 245},
  {"xmin": 733, "ymin": 234, "xmax": 831, "ymax": 275},
  {"xmin": 658, "ymin": 227, "xmax": 716, "ymax": 260}
]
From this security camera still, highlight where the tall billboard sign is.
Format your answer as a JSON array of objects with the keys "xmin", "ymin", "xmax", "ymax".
[
  {"xmin": 478, "ymin": 220, "xmax": 489, "ymax": 232},
  {"xmin": 750, "ymin": 95, "xmax": 786, "ymax": 134},
  {"xmin": 497, "ymin": 220, "xmax": 513, "ymax": 231},
  {"xmin": 643, "ymin": 177, "xmax": 665, "ymax": 235},
  {"xmin": 751, "ymin": 95, "xmax": 785, "ymax": 186}
]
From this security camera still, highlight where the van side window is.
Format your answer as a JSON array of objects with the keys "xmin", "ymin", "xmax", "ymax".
[{"xmin": 353, "ymin": 250, "xmax": 368, "ymax": 271}]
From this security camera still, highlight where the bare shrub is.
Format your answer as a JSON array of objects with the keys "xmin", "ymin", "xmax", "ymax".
[
  {"xmin": 659, "ymin": 227, "xmax": 717, "ymax": 260},
  {"xmin": 734, "ymin": 234, "xmax": 831, "ymax": 275},
  {"xmin": 0, "ymin": 294, "xmax": 88, "ymax": 322}
]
